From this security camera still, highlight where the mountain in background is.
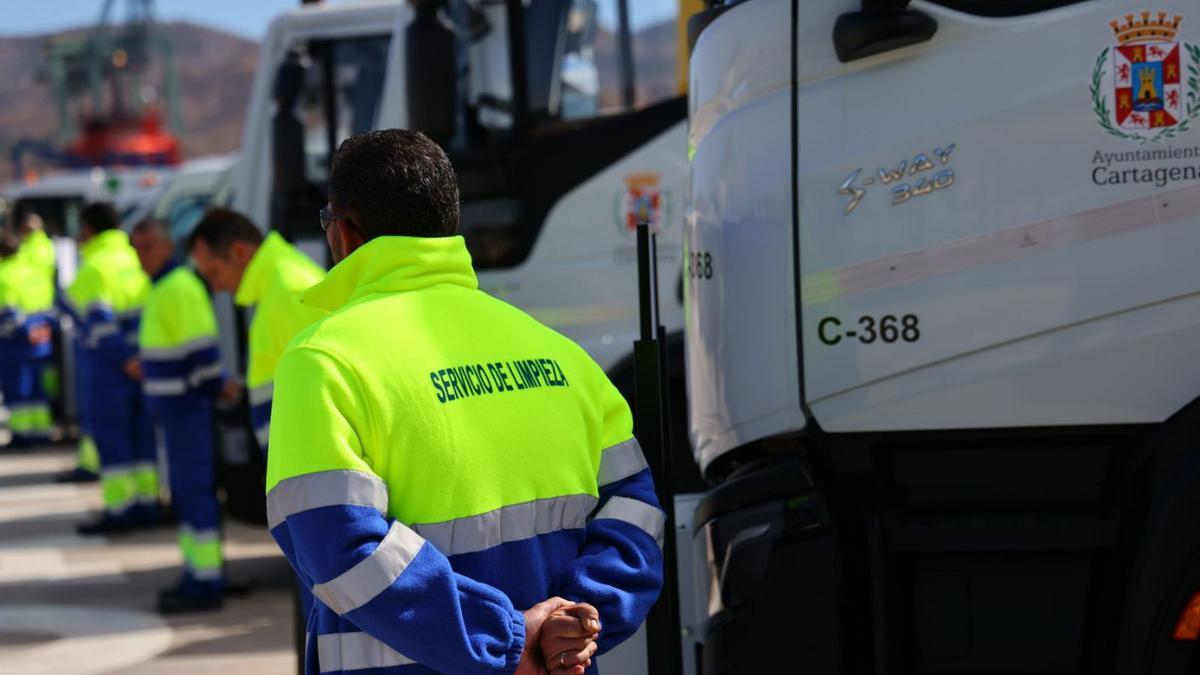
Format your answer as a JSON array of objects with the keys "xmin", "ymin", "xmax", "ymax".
[
  {"xmin": 0, "ymin": 22, "xmax": 258, "ymax": 184},
  {"xmin": 595, "ymin": 21, "xmax": 681, "ymax": 110},
  {"xmin": 0, "ymin": 18, "xmax": 680, "ymax": 186}
]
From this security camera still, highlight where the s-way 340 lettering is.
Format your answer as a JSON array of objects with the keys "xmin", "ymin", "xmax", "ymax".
[
  {"xmin": 839, "ymin": 144, "xmax": 956, "ymax": 215},
  {"xmin": 818, "ymin": 315, "xmax": 920, "ymax": 345}
]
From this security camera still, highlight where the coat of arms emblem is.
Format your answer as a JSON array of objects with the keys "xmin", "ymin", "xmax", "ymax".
[
  {"xmin": 1091, "ymin": 11, "xmax": 1200, "ymax": 143},
  {"xmin": 620, "ymin": 173, "xmax": 664, "ymax": 234}
]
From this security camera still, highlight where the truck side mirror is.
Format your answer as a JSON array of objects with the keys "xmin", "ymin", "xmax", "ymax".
[
  {"xmin": 406, "ymin": 4, "xmax": 458, "ymax": 147},
  {"xmin": 833, "ymin": 0, "xmax": 937, "ymax": 63}
]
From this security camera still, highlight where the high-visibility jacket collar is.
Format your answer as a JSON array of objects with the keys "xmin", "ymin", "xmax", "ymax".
[
  {"xmin": 21, "ymin": 230, "xmax": 52, "ymax": 255},
  {"xmin": 150, "ymin": 259, "xmax": 179, "ymax": 284},
  {"xmin": 80, "ymin": 229, "xmax": 130, "ymax": 258},
  {"xmin": 302, "ymin": 235, "xmax": 477, "ymax": 313},
  {"xmin": 234, "ymin": 231, "xmax": 288, "ymax": 307}
]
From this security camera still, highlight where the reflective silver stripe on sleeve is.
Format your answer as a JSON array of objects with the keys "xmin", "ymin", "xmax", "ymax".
[
  {"xmin": 141, "ymin": 336, "xmax": 219, "ymax": 362},
  {"xmin": 311, "ymin": 521, "xmax": 426, "ymax": 616},
  {"xmin": 143, "ymin": 378, "xmax": 187, "ymax": 396},
  {"xmin": 593, "ymin": 496, "xmax": 666, "ymax": 547},
  {"xmin": 413, "ymin": 493, "xmax": 598, "ymax": 557},
  {"xmin": 265, "ymin": 469, "xmax": 389, "ymax": 530},
  {"xmin": 317, "ymin": 631, "xmax": 417, "ymax": 671},
  {"xmin": 189, "ymin": 363, "xmax": 224, "ymax": 387},
  {"xmin": 597, "ymin": 437, "xmax": 649, "ymax": 487},
  {"xmin": 255, "ymin": 426, "xmax": 270, "ymax": 449},
  {"xmin": 249, "ymin": 382, "xmax": 274, "ymax": 407},
  {"xmin": 89, "ymin": 322, "xmax": 120, "ymax": 340},
  {"xmin": 83, "ymin": 302, "xmax": 115, "ymax": 316}
]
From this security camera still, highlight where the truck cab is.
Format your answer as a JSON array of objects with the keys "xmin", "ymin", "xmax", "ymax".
[
  {"xmin": 122, "ymin": 154, "xmax": 236, "ymax": 244},
  {"xmin": 688, "ymin": 0, "xmax": 1200, "ymax": 672},
  {"xmin": 232, "ymin": 0, "xmax": 692, "ymax": 374}
]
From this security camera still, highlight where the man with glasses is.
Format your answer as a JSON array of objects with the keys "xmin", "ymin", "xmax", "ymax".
[{"xmin": 266, "ymin": 129, "xmax": 663, "ymax": 674}]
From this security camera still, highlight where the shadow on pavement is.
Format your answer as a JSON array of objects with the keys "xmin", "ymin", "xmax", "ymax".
[
  {"xmin": 1, "ymin": 554, "xmax": 296, "ymax": 644},
  {"xmin": 0, "ymin": 469, "xmax": 75, "ymax": 490}
]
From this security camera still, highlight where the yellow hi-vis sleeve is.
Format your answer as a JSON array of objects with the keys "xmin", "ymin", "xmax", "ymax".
[{"xmin": 265, "ymin": 345, "xmax": 370, "ymax": 491}]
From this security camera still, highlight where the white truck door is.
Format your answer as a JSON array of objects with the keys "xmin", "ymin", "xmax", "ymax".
[{"xmin": 797, "ymin": 0, "xmax": 1200, "ymax": 432}]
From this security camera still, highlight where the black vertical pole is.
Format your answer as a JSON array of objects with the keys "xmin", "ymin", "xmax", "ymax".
[
  {"xmin": 635, "ymin": 216, "xmax": 682, "ymax": 675},
  {"xmin": 320, "ymin": 41, "xmax": 338, "ymax": 173},
  {"xmin": 505, "ymin": 0, "xmax": 529, "ymax": 140},
  {"xmin": 615, "ymin": 0, "xmax": 637, "ymax": 109}
]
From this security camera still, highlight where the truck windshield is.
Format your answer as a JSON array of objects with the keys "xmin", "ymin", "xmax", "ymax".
[
  {"xmin": 271, "ymin": 34, "xmax": 391, "ymax": 242},
  {"xmin": 524, "ymin": 0, "xmax": 683, "ymax": 123}
]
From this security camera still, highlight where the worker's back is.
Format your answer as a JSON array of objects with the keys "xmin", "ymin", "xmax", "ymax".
[
  {"xmin": 18, "ymin": 230, "xmax": 55, "ymax": 279},
  {"xmin": 140, "ymin": 265, "xmax": 223, "ymax": 412},
  {"xmin": 68, "ymin": 230, "xmax": 150, "ymax": 354},
  {"xmin": 269, "ymin": 236, "xmax": 653, "ymax": 668},
  {"xmin": 0, "ymin": 257, "xmax": 41, "ymax": 359}
]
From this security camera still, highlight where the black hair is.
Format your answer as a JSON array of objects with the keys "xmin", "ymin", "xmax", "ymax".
[
  {"xmin": 131, "ymin": 218, "xmax": 170, "ymax": 239},
  {"xmin": 80, "ymin": 202, "xmax": 119, "ymax": 234},
  {"xmin": 187, "ymin": 207, "xmax": 264, "ymax": 256},
  {"xmin": 328, "ymin": 129, "xmax": 460, "ymax": 239}
]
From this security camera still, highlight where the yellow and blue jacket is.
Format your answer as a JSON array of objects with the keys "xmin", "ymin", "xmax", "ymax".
[
  {"xmin": 63, "ymin": 230, "xmax": 149, "ymax": 366},
  {"xmin": 234, "ymin": 232, "xmax": 325, "ymax": 449},
  {"xmin": 18, "ymin": 229, "xmax": 56, "ymax": 280},
  {"xmin": 139, "ymin": 262, "xmax": 225, "ymax": 411},
  {"xmin": 266, "ymin": 236, "xmax": 664, "ymax": 674},
  {"xmin": 0, "ymin": 256, "xmax": 53, "ymax": 362}
]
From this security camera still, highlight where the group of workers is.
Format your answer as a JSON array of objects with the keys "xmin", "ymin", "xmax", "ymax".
[
  {"xmin": 1, "ymin": 129, "xmax": 664, "ymax": 673},
  {"xmin": 0, "ymin": 200, "xmax": 326, "ymax": 613}
]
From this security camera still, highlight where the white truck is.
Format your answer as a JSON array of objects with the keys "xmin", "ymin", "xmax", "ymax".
[
  {"xmin": 123, "ymin": 154, "xmax": 237, "ymax": 243},
  {"xmin": 3, "ymin": 166, "xmax": 169, "ymax": 245},
  {"xmin": 686, "ymin": 0, "xmax": 1200, "ymax": 672},
  {"xmin": 232, "ymin": 0, "xmax": 693, "ymax": 379},
  {"xmin": 230, "ymin": 1, "xmax": 706, "ymax": 671}
]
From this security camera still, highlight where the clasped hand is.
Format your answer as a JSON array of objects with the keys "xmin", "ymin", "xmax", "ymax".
[{"xmin": 517, "ymin": 597, "xmax": 602, "ymax": 675}]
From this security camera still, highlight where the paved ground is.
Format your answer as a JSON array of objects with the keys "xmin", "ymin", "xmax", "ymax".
[{"xmin": 0, "ymin": 443, "xmax": 298, "ymax": 674}]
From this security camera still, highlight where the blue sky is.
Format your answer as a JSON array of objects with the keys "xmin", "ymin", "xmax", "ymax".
[
  {"xmin": 0, "ymin": 0, "xmax": 301, "ymax": 40},
  {"xmin": 0, "ymin": 1, "xmax": 680, "ymax": 41}
]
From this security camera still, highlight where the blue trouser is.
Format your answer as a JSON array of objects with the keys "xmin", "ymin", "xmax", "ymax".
[
  {"xmin": 160, "ymin": 402, "xmax": 225, "ymax": 596},
  {"xmin": 74, "ymin": 341, "xmax": 93, "ymax": 436},
  {"xmin": 0, "ymin": 358, "xmax": 51, "ymax": 444},
  {"xmin": 91, "ymin": 358, "xmax": 158, "ymax": 519},
  {"xmin": 72, "ymin": 344, "xmax": 100, "ymax": 474}
]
